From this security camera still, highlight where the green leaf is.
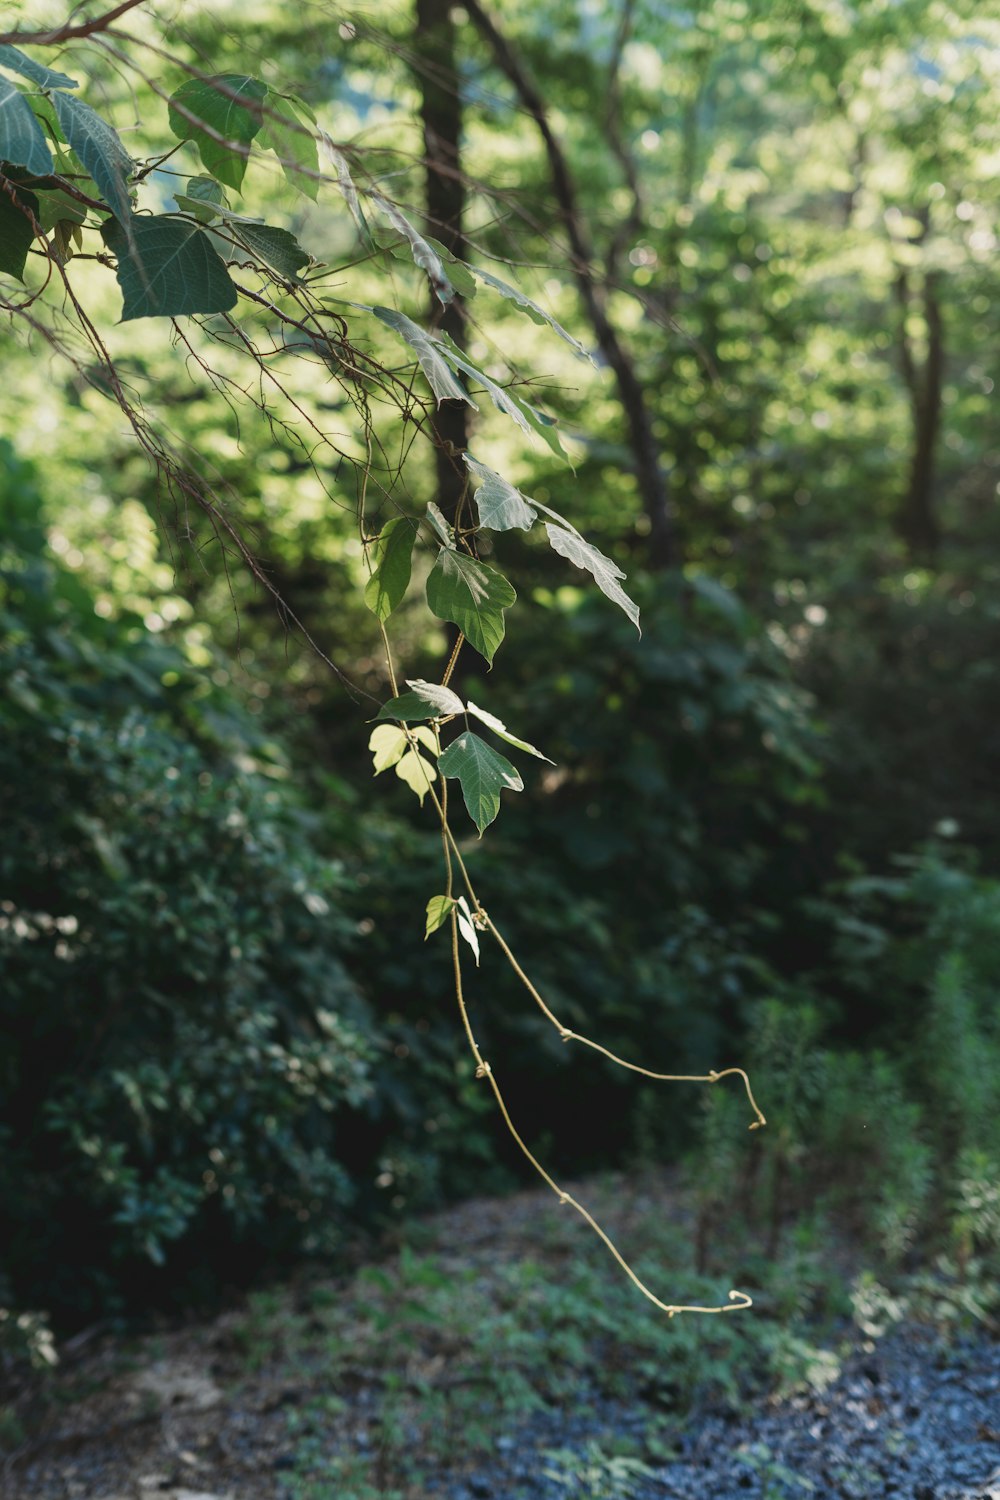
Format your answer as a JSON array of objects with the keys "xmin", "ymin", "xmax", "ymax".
[
  {"xmin": 371, "ymin": 191, "xmax": 454, "ymax": 305},
  {"xmin": 377, "ymin": 679, "xmax": 463, "ymax": 720},
  {"xmin": 426, "ymin": 550, "xmax": 516, "ymax": 665},
  {"xmin": 456, "ymin": 897, "xmax": 481, "ymax": 965},
  {"xmin": 424, "ymin": 237, "xmax": 477, "ymax": 296},
  {"xmin": 167, "ymin": 74, "xmax": 268, "ymax": 192},
  {"xmin": 322, "ymin": 138, "xmax": 371, "ymax": 241},
  {"xmin": 173, "ymin": 175, "xmax": 229, "ymax": 221},
  {"xmin": 466, "ymin": 701, "xmax": 553, "ymax": 762},
  {"xmin": 0, "ymin": 182, "xmax": 38, "ymax": 280},
  {"xmin": 34, "ymin": 187, "xmax": 84, "ymax": 233},
  {"xmin": 219, "ymin": 218, "xmax": 311, "ymax": 280},
  {"xmin": 101, "ymin": 215, "xmax": 239, "ymax": 322},
  {"xmin": 425, "ymin": 894, "xmax": 456, "ymax": 938},
  {"xmin": 469, "ymin": 265, "xmax": 592, "ymax": 361},
  {"xmin": 365, "ymin": 516, "xmax": 416, "ymax": 622},
  {"xmin": 464, "ymin": 455, "xmax": 536, "ymax": 532},
  {"xmin": 51, "ymin": 91, "xmax": 133, "ymax": 223},
  {"xmin": 368, "ymin": 723, "xmax": 408, "ymax": 773},
  {"xmin": 437, "ymin": 731, "xmax": 523, "ymax": 834},
  {"xmin": 258, "ymin": 91, "xmax": 319, "ymax": 200},
  {"xmin": 373, "ymin": 307, "xmax": 475, "ymax": 407},
  {"xmin": 543, "ymin": 521, "xmax": 640, "ymax": 632},
  {"xmin": 0, "ymin": 76, "xmax": 53, "ymax": 175},
  {"xmin": 0, "ymin": 43, "xmax": 78, "ymax": 91}
]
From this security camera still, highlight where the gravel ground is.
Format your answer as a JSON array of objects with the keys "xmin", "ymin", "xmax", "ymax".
[{"xmin": 429, "ymin": 1329, "xmax": 1000, "ymax": 1500}]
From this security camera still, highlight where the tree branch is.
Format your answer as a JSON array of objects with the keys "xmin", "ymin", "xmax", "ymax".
[
  {"xmin": 463, "ymin": 0, "xmax": 677, "ymax": 567},
  {"xmin": 0, "ymin": 0, "xmax": 148, "ymax": 47}
]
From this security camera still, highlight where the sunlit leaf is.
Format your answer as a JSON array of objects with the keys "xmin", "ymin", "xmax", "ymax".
[
  {"xmin": 425, "ymin": 502, "xmax": 452, "ymax": 547},
  {"xmin": 394, "ymin": 747, "xmax": 437, "ymax": 804},
  {"xmin": 368, "ymin": 723, "xmax": 408, "ymax": 773},
  {"xmin": 364, "ymin": 516, "xmax": 415, "ymax": 622},
  {"xmin": 464, "ymin": 455, "xmax": 536, "ymax": 532},
  {"xmin": 101, "ymin": 215, "xmax": 238, "ymax": 321},
  {"xmin": 51, "ymin": 92, "xmax": 133, "ymax": 224},
  {"xmin": 426, "ymin": 550, "xmax": 516, "ymax": 665},
  {"xmin": 543, "ymin": 521, "xmax": 640, "ymax": 632},
  {"xmin": 167, "ymin": 74, "xmax": 267, "ymax": 192},
  {"xmin": 370, "ymin": 191, "xmax": 454, "ymax": 304},
  {"xmin": 467, "ymin": 701, "xmax": 553, "ymax": 762},
  {"xmin": 437, "ymin": 730, "xmax": 523, "ymax": 834},
  {"xmin": 456, "ymin": 897, "xmax": 481, "ymax": 965},
  {"xmin": 373, "ymin": 307, "xmax": 475, "ymax": 406},
  {"xmin": 425, "ymin": 894, "xmax": 456, "ymax": 938},
  {"xmin": 469, "ymin": 264, "xmax": 592, "ymax": 361}
]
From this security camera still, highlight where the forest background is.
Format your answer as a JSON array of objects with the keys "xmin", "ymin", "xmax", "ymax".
[{"xmin": 2, "ymin": 0, "xmax": 1000, "ymax": 1444}]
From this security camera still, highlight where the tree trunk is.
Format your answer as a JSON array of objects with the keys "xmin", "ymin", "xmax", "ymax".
[{"xmin": 414, "ymin": 0, "xmax": 469, "ymax": 527}]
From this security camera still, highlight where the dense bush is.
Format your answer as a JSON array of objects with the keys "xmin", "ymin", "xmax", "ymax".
[{"xmin": 0, "ymin": 446, "xmax": 376, "ymax": 1324}]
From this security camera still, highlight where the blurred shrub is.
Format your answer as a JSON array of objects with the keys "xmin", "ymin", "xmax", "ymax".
[
  {"xmin": 690, "ymin": 845, "xmax": 1000, "ymax": 1313},
  {"xmin": 0, "ymin": 443, "xmax": 376, "ymax": 1324}
]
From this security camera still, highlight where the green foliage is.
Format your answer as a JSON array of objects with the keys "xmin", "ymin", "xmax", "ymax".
[{"xmin": 0, "ymin": 446, "xmax": 377, "ymax": 1321}]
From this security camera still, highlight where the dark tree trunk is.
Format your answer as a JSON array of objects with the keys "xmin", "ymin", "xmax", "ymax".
[
  {"xmin": 894, "ymin": 210, "xmax": 943, "ymax": 562},
  {"xmin": 900, "ymin": 270, "xmax": 943, "ymax": 561},
  {"xmin": 414, "ymin": 0, "xmax": 468, "ymax": 527}
]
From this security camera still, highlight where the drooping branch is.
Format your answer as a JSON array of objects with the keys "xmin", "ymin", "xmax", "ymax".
[{"xmin": 462, "ymin": 0, "xmax": 677, "ymax": 567}]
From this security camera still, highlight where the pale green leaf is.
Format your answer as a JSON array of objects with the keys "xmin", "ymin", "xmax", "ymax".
[
  {"xmin": 373, "ymin": 307, "xmax": 475, "ymax": 407},
  {"xmin": 0, "ymin": 43, "xmax": 77, "ymax": 90},
  {"xmin": 101, "ymin": 215, "xmax": 238, "ymax": 322},
  {"xmin": 437, "ymin": 333, "xmax": 567, "ymax": 458},
  {"xmin": 467, "ymin": 701, "xmax": 553, "ymax": 762},
  {"xmin": 424, "ymin": 237, "xmax": 477, "ymax": 296},
  {"xmin": 425, "ymin": 894, "xmax": 456, "ymax": 938},
  {"xmin": 258, "ymin": 91, "xmax": 319, "ymax": 199},
  {"xmin": 368, "ymin": 723, "xmax": 408, "ymax": 773},
  {"xmin": 464, "ymin": 455, "xmax": 536, "ymax": 532},
  {"xmin": 426, "ymin": 550, "xmax": 516, "ymax": 665},
  {"xmin": 321, "ymin": 137, "xmax": 371, "ymax": 240},
  {"xmin": 544, "ymin": 521, "xmax": 640, "ymax": 632},
  {"xmin": 470, "ymin": 265, "xmax": 592, "ymax": 361},
  {"xmin": 456, "ymin": 897, "xmax": 481, "ymax": 965},
  {"xmin": 437, "ymin": 731, "xmax": 523, "ymax": 833},
  {"xmin": 370, "ymin": 191, "xmax": 454, "ymax": 304},
  {"xmin": 425, "ymin": 502, "xmax": 452, "ymax": 547},
  {"xmin": 394, "ymin": 747, "xmax": 437, "ymax": 805},
  {"xmin": 51, "ymin": 91, "xmax": 133, "ymax": 224},
  {"xmin": 0, "ymin": 183, "xmax": 38, "ymax": 280},
  {"xmin": 0, "ymin": 76, "xmax": 53, "ymax": 175},
  {"xmin": 167, "ymin": 74, "xmax": 267, "ymax": 192},
  {"xmin": 364, "ymin": 516, "xmax": 415, "ymax": 622}
]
